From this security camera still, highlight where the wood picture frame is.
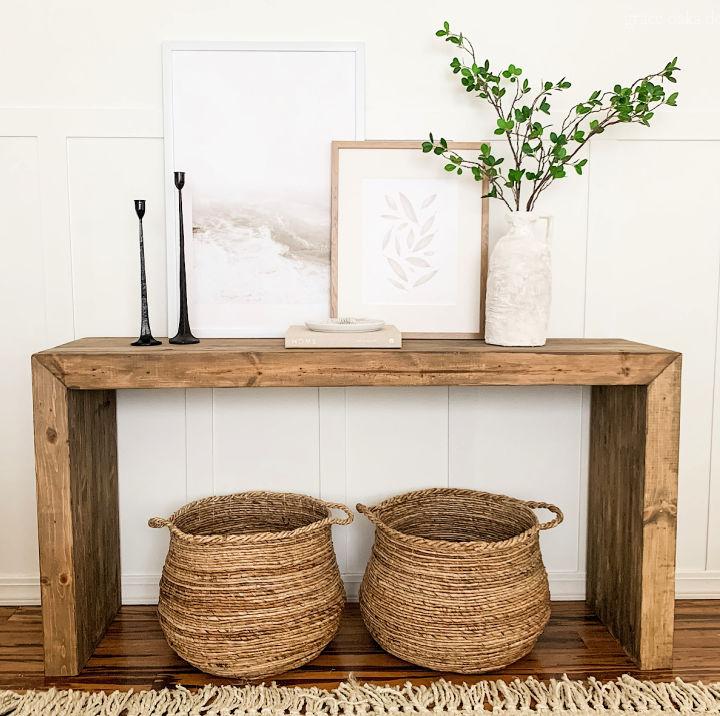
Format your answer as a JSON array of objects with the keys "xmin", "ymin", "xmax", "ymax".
[{"xmin": 331, "ymin": 140, "xmax": 490, "ymax": 339}]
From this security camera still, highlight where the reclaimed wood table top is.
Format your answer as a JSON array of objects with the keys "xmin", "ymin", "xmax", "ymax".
[{"xmin": 33, "ymin": 337, "xmax": 680, "ymax": 389}]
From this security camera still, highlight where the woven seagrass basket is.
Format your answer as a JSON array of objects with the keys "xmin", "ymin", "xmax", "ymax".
[
  {"xmin": 149, "ymin": 491, "xmax": 353, "ymax": 679},
  {"xmin": 357, "ymin": 487, "xmax": 563, "ymax": 673}
]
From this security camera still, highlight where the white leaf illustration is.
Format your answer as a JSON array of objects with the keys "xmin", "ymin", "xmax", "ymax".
[
  {"xmin": 381, "ymin": 213, "xmax": 398, "ymax": 220},
  {"xmin": 420, "ymin": 215, "xmax": 435, "ymax": 235},
  {"xmin": 382, "ymin": 228, "xmax": 392, "ymax": 250},
  {"xmin": 407, "ymin": 257, "xmax": 431, "ymax": 268},
  {"xmin": 389, "ymin": 278, "xmax": 406, "ymax": 291},
  {"xmin": 394, "ymin": 234, "xmax": 402, "ymax": 255},
  {"xmin": 414, "ymin": 269, "xmax": 438, "ymax": 287},
  {"xmin": 420, "ymin": 194, "xmax": 437, "ymax": 209},
  {"xmin": 405, "ymin": 228, "xmax": 414, "ymax": 249},
  {"xmin": 387, "ymin": 257, "xmax": 408, "ymax": 281},
  {"xmin": 385, "ymin": 194, "xmax": 398, "ymax": 210},
  {"xmin": 414, "ymin": 233, "xmax": 435, "ymax": 251},
  {"xmin": 398, "ymin": 193, "xmax": 418, "ymax": 223}
]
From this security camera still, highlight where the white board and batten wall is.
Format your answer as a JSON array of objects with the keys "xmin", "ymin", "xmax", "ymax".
[{"xmin": 1, "ymin": 0, "xmax": 720, "ymax": 604}]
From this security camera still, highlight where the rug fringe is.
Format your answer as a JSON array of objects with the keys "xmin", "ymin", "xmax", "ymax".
[{"xmin": 1, "ymin": 675, "xmax": 719, "ymax": 715}]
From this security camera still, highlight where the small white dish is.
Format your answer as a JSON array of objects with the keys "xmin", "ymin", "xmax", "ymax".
[{"xmin": 305, "ymin": 318, "xmax": 385, "ymax": 333}]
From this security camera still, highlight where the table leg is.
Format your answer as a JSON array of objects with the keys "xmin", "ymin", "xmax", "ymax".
[
  {"xmin": 587, "ymin": 356, "xmax": 681, "ymax": 669},
  {"xmin": 32, "ymin": 358, "xmax": 120, "ymax": 676}
]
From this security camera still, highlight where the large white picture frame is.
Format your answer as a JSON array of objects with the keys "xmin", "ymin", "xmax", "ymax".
[{"xmin": 163, "ymin": 42, "xmax": 365, "ymax": 337}]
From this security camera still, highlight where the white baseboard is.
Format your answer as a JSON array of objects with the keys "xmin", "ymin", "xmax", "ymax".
[
  {"xmin": 0, "ymin": 576, "xmax": 40, "ymax": 605},
  {"xmin": 2, "ymin": 571, "xmax": 719, "ymax": 606}
]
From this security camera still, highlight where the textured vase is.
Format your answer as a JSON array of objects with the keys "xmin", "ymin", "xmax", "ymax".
[{"xmin": 485, "ymin": 212, "xmax": 553, "ymax": 347}]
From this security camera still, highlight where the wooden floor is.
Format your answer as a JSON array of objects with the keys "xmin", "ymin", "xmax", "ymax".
[{"xmin": 0, "ymin": 601, "xmax": 718, "ymax": 692}]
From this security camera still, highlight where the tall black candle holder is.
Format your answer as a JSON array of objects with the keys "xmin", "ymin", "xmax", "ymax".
[
  {"xmin": 131, "ymin": 200, "xmax": 162, "ymax": 347},
  {"xmin": 170, "ymin": 171, "xmax": 199, "ymax": 345}
]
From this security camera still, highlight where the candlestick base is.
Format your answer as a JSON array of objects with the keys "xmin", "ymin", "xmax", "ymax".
[
  {"xmin": 169, "ymin": 332, "xmax": 200, "ymax": 345},
  {"xmin": 132, "ymin": 334, "xmax": 162, "ymax": 347}
]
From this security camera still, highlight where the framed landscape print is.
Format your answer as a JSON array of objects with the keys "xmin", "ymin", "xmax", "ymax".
[
  {"xmin": 163, "ymin": 42, "xmax": 364, "ymax": 337},
  {"xmin": 331, "ymin": 141, "xmax": 489, "ymax": 338}
]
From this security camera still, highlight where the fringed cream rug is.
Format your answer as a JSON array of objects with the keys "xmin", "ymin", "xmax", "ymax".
[{"xmin": 1, "ymin": 676, "xmax": 719, "ymax": 715}]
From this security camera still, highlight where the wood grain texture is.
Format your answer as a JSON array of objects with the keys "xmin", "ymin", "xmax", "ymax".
[
  {"xmin": 587, "ymin": 357, "xmax": 681, "ymax": 669},
  {"xmin": 32, "ymin": 358, "xmax": 120, "ymax": 677},
  {"xmin": 330, "ymin": 141, "xmax": 490, "ymax": 338},
  {"xmin": 34, "ymin": 338, "xmax": 679, "ymax": 390},
  {"xmin": 0, "ymin": 601, "xmax": 718, "ymax": 692}
]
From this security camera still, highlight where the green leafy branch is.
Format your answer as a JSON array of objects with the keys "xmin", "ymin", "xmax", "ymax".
[{"xmin": 423, "ymin": 21, "xmax": 680, "ymax": 211}]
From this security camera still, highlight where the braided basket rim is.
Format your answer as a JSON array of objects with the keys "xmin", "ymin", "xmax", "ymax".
[
  {"xmin": 357, "ymin": 487, "xmax": 563, "ymax": 552},
  {"xmin": 149, "ymin": 490, "xmax": 353, "ymax": 544}
]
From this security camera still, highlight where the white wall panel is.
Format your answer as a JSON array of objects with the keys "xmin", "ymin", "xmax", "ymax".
[
  {"xmin": 118, "ymin": 389, "xmax": 187, "ymax": 587},
  {"xmin": 344, "ymin": 387, "xmax": 448, "ymax": 574},
  {"xmin": 67, "ymin": 137, "xmax": 167, "ymax": 337},
  {"xmin": 1, "ymin": 0, "xmax": 720, "ymax": 603},
  {"xmin": 585, "ymin": 140, "xmax": 720, "ymax": 572},
  {"xmin": 706, "ymin": 253, "xmax": 720, "ymax": 572},
  {"xmin": 319, "ymin": 388, "xmax": 350, "ymax": 573},
  {"xmin": 449, "ymin": 387, "xmax": 584, "ymax": 573},
  {"xmin": 0, "ymin": 137, "xmax": 44, "ymax": 580},
  {"xmin": 211, "ymin": 388, "xmax": 320, "ymax": 496}
]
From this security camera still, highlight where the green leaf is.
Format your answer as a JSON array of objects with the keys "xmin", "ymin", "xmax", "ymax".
[
  {"xmin": 666, "ymin": 91, "xmax": 679, "ymax": 106},
  {"xmin": 421, "ymin": 142, "xmax": 433, "ymax": 153},
  {"xmin": 435, "ymin": 30, "xmax": 447, "ymax": 37},
  {"xmin": 444, "ymin": 164, "xmax": 455, "ymax": 171},
  {"xmin": 480, "ymin": 143, "xmax": 491, "ymax": 156},
  {"xmin": 508, "ymin": 168, "xmax": 525, "ymax": 183}
]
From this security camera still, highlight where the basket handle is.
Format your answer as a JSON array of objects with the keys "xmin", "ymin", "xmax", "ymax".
[
  {"xmin": 356, "ymin": 503, "xmax": 381, "ymax": 527},
  {"xmin": 524, "ymin": 501, "xmax": 564, "ymax": 530},
  {"xmin": 322, "ymin": 501, "xmax": 354, "ymax": 526},
  {"xmin": 148, "ymin": 517, "xmax": 170, "ymax": 529}
]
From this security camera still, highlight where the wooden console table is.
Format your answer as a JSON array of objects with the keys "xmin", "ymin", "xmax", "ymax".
[{"xmin": 31, "ymin": 338, "xmax": 681, "ymax": 676}]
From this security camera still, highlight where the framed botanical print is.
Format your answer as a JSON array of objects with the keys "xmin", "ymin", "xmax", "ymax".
[
  {"xmin": 331, "ymin": 141, "xmax": 489, "ymax": 338},
  {"xmin": 163, "ymin": 42, "xmax": 365, "ymax": 337}
]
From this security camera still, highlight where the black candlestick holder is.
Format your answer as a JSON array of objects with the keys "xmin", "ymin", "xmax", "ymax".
[
  {"xmin": 131, "ymin": 200, "xmax": 162, "ymax": 347},
  {"xmin": 170, "ymin": 171, "xmax": 200, "ymax": 344}
]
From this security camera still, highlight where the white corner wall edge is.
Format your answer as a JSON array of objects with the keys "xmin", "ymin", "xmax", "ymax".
[{"xmin": 1, "ymin": 572, "xmax": 719, "ymax": 606}]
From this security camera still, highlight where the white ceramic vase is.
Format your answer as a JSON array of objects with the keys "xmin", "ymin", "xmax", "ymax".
[{"xmin": 484, "ymin": 211, "xmax": 553, "ymax": 347}]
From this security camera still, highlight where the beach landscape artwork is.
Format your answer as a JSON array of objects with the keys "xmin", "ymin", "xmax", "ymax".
[{"xmin": 164, "ymin": 43, "xmax": 364, "ymax": 336}]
